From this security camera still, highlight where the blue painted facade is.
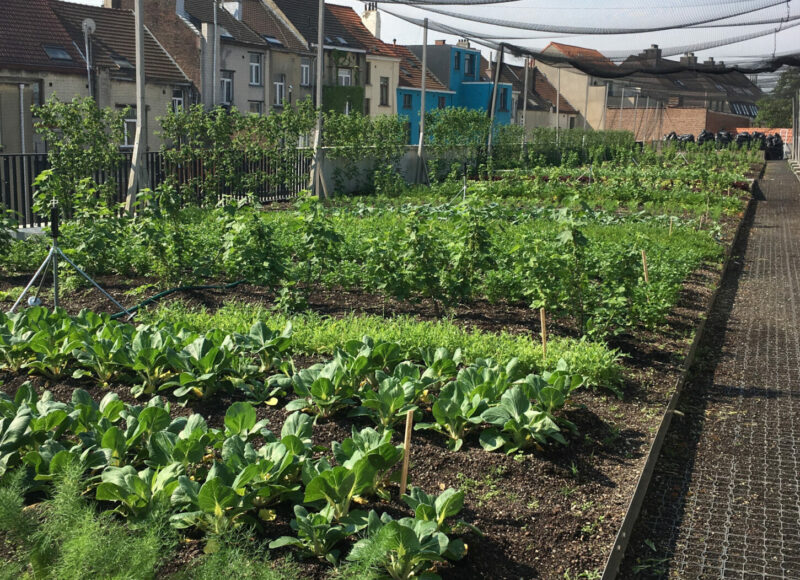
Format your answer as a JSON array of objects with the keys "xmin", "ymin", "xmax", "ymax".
[
  {"xmin": 397, "ymin": 88, "xmax": 456, "ymax": 145},
  {"xmin": 399, "ymin": 44, "xmax": 514, "ymax": 144}
]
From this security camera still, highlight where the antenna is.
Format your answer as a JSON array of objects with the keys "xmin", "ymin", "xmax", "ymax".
[
  {"xmin": 82, "ymin": 18, "xmax": 96, "ymax": 98},
  {"xmin": 82, "ymin": 17, "xmax": 96, "ymax": 35}
]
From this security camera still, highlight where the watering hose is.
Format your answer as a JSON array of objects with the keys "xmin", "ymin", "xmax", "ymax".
[{"xmin": 109, "ymin": 279, "xmax": 247, "ymax": 320}]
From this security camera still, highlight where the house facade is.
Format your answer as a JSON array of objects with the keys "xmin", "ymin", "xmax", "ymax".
[
  {"xmin": 390, "ymin": 44, "xmax": 454, "ymax": 145},
  {"xmin": 0, "ymin": 0, "xmax": 191, "ymax": 154},
  {"xmin": 407, "ymin": 40, "xmax": 514, "ymax": 126}
]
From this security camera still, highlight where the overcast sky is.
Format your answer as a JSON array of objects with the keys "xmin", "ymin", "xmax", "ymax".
[{"xmin": 66, "ymin": 0, "xmax": 799, "ymax": 67}]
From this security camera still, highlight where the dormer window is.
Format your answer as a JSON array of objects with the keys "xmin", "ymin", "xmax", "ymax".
[{"xmin": 43, "ymin": 45, "xmax": 72, "ymax": 61}]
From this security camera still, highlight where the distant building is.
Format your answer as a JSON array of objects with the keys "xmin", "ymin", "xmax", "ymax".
[
  {"xmin": 0, "ymin": 0, "xmax": 191, "ymax": 153},
  {"xmin": 407, "ymin": 39, "xmax": 514, "ymax": 126}
]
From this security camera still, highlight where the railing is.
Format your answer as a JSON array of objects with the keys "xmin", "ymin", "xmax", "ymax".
[{"xmin": 0, "ymin": 149, "xmax": 312, "ymax": 228}]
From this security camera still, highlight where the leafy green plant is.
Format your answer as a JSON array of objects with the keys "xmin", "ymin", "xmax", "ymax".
[
  {"xmin": 269, "ymin": 505, "xmax": 356, "ymax": 564},
  {"xmin": 415, "ymin": 381, "xmax": 489, "ymax": 451},
  {"xmin": 479, "ymin": 386, "xmax": 567, "ymax": 453}
]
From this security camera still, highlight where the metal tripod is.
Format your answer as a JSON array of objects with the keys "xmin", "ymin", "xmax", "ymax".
[{"xmin": 9, "ymin": 206, "xmax": 132, "ymax": 317}]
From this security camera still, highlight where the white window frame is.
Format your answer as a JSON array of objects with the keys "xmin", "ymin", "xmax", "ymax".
[
  {"xmin": 337, "ymin": 68, "xmax": 352, "ymax": 87},
  {"xmin": 220, "ymin": 71, "xmax": 234, "ymax": 105},
  {"xmin": 379, "ymin": 76, "xmax": 389, "ymax": 106},
  {"xmin": 172, "ymin": 88, "xmax": 184, "ymax": 113},
  {"xmin": 120, "ymin": 105, "xmax": 136, "ymax": 148},
  {"xmin": 274, "ymin": 74, "xmax": 286, "ymax": 106},
  {"xmin": 249, "ymin": 53, "xmax": 262, "ymax": 86},
  {"xmin": 301, "ymin": 58, "xmax": 311, "ymax": 86}
]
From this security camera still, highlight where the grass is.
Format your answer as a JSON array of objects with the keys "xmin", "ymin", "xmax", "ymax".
[{"xmin": 139, "ymin": 300, "xmax": 624, "ymax": 390}]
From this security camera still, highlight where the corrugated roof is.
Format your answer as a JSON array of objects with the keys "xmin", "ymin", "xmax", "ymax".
[
  {"xmin": 0, "ymin": 0, "xmax": 86, "ymax": 74},
  {"xmin": 390, "ymin": 45, "xmax": 448, "ymax": 92},
  {"xmin": 184, "ymin": 0, "xmax": 265, "ymax": 47},
  {"xmin": 240, "ymin": 0, "xmax": 307, "ymax": 53},
  {"xmin": 51, "ymin": 0, "xmax": 189, "ymax": 84},
  {"xmin": 269, "ymin": 0, "xmax": 366, "ymax": 51}
]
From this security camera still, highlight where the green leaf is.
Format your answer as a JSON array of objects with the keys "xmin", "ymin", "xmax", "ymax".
[{"xmin": 224, "ymin": 401, "xmax": 257, "ymax": 436}]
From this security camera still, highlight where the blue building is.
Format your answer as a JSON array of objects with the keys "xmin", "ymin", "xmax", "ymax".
[{"xmin": 407, "ymin": 40, "xmax": 514, "ymax": 127}]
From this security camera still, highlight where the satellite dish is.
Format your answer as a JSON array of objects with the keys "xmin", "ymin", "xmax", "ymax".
[{"xmin": 82, "ymin": 18, "xmax": 96, "ymax": 35}]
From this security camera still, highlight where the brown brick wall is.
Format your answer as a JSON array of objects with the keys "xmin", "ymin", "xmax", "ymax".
[
  {"xmin": 117, "ymin": 0, "xmax": 201, "ymax": 88},
  {"xmin": 606, "ymin": 106, "xmax": 752, "ymax": 141}
]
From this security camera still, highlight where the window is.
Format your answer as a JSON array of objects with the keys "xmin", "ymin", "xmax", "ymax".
[
  {"xmin": 274, "ymin": 74, "xmax": 285, "ymax": 106},
  {"xmin": 438, "ymin": 96, "xmax": 446, "ymax": 109},
  {"xmin": 364, "ymin": 98, "xmax": 371, "ymax": 116},
  {"xmin": 337, "ymin": 68, "xmax": 352, "ymax": 86},
  {"xmin": 464, "ymin": 54, "xmax": 473, "ymax": 76},
  {"xmin": 220, "ymin": 70, "xmax": 233, "ymax": 105},
  {"xmin": 43, "ymin": 45, "xmax": 72, "ymax": 61},
  {"xmin": 403, "ymin": 93, "xmax": 412, "ymax": 109},
  {"xmin": 249, "ymin": 101, "xmax": 263, "ymax": 115},
  {"xmin": 499, "ymin": 88, "xmax": 508, "ymax": 112},
  {"xmin": 365, "ymin": 65, "xmax": 371, "ymax": 86},
  {"xmin": 379, "ymin": 77, "xmax": 389, "ymax": 106},
  {"xmin": 301, "ymin": 58, "xmax": 311, "ymax": 86},
  {"xmin": 172, "ymin": 88, "xmax": 184, "ymax": 112},
  {"xmin": 454, "ymin": 51, "xmax": 460, "ymax": 70},
  {"xmin": 119, "ymin": 105, "xmax": 136, "ymax": 148},
  {"xmin": 249, "ymin": 53, "xmax": 262, "ymax": 86}
]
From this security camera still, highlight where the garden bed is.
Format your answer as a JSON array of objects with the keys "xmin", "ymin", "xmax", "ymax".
[{"xmin": 0, "ymin": 257, "xmax": 724, "ymax": 579}]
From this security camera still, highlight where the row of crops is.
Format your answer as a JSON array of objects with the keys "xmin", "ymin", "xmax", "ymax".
[{"xmin": 0, "ymin": 143, "xmax": 760, "ymax": 577}]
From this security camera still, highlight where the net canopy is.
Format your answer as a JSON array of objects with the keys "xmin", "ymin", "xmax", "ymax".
[{"xmin": 377, "ymin": 0, "xmax": 800, "ymax": 77}]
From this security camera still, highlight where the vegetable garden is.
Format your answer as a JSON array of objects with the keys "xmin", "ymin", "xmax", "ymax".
[{"xmin": 0, "ymin": 99, "xmax": 763, "ymax": 579}]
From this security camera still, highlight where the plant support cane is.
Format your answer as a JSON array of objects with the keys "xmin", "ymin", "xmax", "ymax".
[
  {"xmin": 400, "ymin": 409, "xmax": 414, "ymax": 496},
  {"xmin": 641, "ymin": 250, "xmax": 650, "ymax": 285},
  {"xmin": 540, "ymin": 307, "xmax": 547, "ymax": 363}
]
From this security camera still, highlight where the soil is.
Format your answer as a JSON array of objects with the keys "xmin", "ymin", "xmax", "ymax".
[{"xmin": 0, "ymin": 211, "xmax": 744, "ymax": 578}]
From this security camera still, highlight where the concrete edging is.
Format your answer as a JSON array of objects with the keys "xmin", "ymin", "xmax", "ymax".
[{"xmin": 600, "ymin": 165, "xmax": 764, "ymax": 579}]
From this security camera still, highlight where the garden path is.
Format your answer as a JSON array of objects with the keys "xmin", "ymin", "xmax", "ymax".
[{"xmin": 620, "ymin": 160, "xmax": 800, "ymax": 578}]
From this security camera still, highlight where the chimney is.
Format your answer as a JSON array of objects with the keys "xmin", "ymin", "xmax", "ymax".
[
  {"xmin": 435, "ymin": 40, "xmax": 446, "ymax": 46},
  {"xmin": 456, "ymin": 38, "xmax": 470, "ymax": 48},
  {"xmin": 222, "ymin": 1, "xmax": 242, "ymax": 21},
  {"xmin": 680, "ymin": 52, "xmax": 698, "ymax": 67},
  {"xmin": 104, "ymin": 0, "xmax": 121, "ymax": 8},
  {"xmin": 362, "ymin": 2, "xmax": 380, "ymax": 39},
  {"xmin": 643, "ymin": 44, "xmax": 661, "ymax": 61},
  {"xmin": 704, "ymin": 57, "xmax": 715, "ymax": 66}
]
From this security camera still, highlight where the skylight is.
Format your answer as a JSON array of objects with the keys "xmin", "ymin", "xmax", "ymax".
[
  {"xmin": 43, "ymin": 45, "xmax": 72, "ymax": 61},
  {"xmin": 336, "ymin": 36, "xmax": 348, "ymax": 45},
  {"xmin": 264, "ymin": 35, "xmax": 283, "ymax": 47},
  {"xmin": 111, "ymin": 54, "xmax": 134, "ymax": 70}
]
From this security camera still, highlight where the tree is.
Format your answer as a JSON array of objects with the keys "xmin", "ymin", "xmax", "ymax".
[{"xmin": 754, "ymin": 68, "xmax": 800, "ymax": 128}]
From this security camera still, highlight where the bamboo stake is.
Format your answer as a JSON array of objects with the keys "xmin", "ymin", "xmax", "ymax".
[
  {"xmin": 669, "ymin": 217, "xmax": 673, "ymax": 237},
  {"xmin": 399, "ymin": 409, "xmax": 414, "ymax": 496},
  {"xmin": 540, "ymin": 307, "xmax": 547, "ymax": 361},
  {"xmin": 641, "ymin": 250, "xmax": 649, "ymax": 284}
]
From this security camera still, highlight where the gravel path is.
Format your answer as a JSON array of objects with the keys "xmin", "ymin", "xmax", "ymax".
[{"xmin": 620, "ymin": 161, "xmax": 800, "ymax": 579}]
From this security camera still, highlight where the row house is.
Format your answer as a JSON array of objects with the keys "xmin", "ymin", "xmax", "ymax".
[{"xmin": 0, "ymin": 0, "xmax": 190, "ymax": 153}]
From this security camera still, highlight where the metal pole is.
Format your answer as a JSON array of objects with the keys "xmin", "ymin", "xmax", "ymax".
[
  {"xmin": 602, "ymin": 82, "xmax": 608, "ymax": 130},
  {"xmin": 643, "ymin": 95, "xmax": 650, "ymax": 142},
  {"xmin": 416, "ymin": 18, "xmax": 428, "ymax": 182},
  {"xmin": 486, "ymin": 45, "xmax": 504, "ymax": 158},
  {"xmin": 632, "ymin": 92, "xmax": 639, "ymax": 140},
  {"xmin": 522, "ymin": 57, "xmax": 529, "ymax": 153},
  {"xmin": 84, "ymin": 28, "xmax": 92, "ymax": 99},
  {"xmin": 125, "ymin": 0, "xmax": 148, "ymax": 213},
  {"xmin": 19, "ymin": 84, "xmax": 25, "ymax": 153},
  {"xmin": 312, "ymin": 0, "xmax": 325, "ymax": 198},
  {"xmin": 555, "ymin": 66, "xmax": 560, "ymax": 140},
  {"xmin": 583, "ymin": 77, "xmax": 589, "ymax": 130},
  {"xmin": 212, "ymin": 1, "xmax": 217, "ymax": 106},
  {"xmin": 618, "ymin": 86, "xmax": 625, "ymax": 130}
]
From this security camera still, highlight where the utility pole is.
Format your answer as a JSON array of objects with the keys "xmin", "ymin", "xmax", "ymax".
[{"xmin": 125, "ymin": 0, "xmax": 148, "ymax": 213}]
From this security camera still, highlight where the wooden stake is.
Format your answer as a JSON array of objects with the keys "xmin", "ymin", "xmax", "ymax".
[
  {"xmin": 540, "ymin": 307, "xmax": 547, "ymax": 361},
  {"xmin": 641, "ymin": 250, "xmax": 649, "ymax": 284},
  {"xmin": 399, "ymin": 409, "xmax": 414, "ymax": 496},
  {"xmin": 668, "ymin": 218, "xmax": 673, "ymax": 237}
]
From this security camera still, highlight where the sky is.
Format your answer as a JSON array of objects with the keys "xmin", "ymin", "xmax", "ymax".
[{"xmin": 67, "ymin": 0, "xmax": 799, "ymax": 70}]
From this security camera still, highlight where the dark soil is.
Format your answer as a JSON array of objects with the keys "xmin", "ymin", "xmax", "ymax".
[{"xmin": 0, "ymin": 213, "xmax": 743, "ymax": 578}]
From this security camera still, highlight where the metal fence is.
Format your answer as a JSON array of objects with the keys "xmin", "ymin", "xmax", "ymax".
[{"xmin": 1, "ymin": 149, "xmax": 312, "ymax": 227}]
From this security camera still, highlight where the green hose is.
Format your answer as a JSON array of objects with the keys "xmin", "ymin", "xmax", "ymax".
[{"xmin": 110, "ymin": 279, "xmax": 247, "ymax": 320}]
